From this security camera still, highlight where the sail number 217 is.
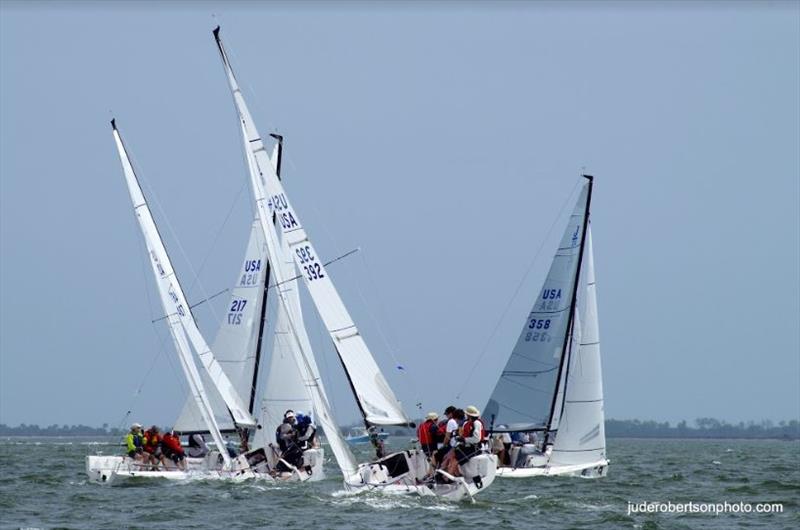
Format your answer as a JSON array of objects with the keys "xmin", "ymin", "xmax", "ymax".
[{"xmin": 296, "ymin": 245, "xmax": 325, "ymax": 281}]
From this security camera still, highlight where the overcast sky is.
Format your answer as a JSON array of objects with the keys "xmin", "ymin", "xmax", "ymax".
[{"xmin": 1, "ymin": 1, "xmax": 798, "ymax": 429}]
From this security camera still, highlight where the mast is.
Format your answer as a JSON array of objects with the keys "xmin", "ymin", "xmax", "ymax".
[
  {"xmin": 545, "ymin": 174, "xmax": 593, "ymax": 437},
  {"xmin": 213, "ymin": 25, "xmax": 410, "ymax": 428},
  {"xmin": 111, "ymin": 119, "xmax": 232, "ymax": 468},
  {"xmin": 249, "ymin": 135, "xmax": 283, "ymax": 414}
]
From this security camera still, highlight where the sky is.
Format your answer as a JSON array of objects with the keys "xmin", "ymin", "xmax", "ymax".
[{"xmin": 1, "ymin": 1, "xmax": 798, "ymax": 429}]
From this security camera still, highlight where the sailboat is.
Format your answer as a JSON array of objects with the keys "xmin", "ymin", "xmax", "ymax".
[
  {"xmin": 171, "ymin": 133, "xmax": 325, "ymax": 481},
  {"xmin": 213, "ymin": 26, "xmax": 497, "ymax": 500},
  {"xmin": 87, "ymin": 120, "xmax": 264, "ymax": 484},
  {"xmin": 483, "ymin": 175, "xmax": 609, "ymax": 478}
]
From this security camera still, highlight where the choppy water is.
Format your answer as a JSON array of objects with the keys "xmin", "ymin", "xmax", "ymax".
[{"xmin": 1, "ymin": 437, "xmax": 797, "ymax": 529}]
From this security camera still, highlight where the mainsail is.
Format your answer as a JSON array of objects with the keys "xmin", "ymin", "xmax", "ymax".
[
  {"xmin": 174, "ymin": 218, "xmax": 268, "ymax": 433},
  {"xmin": 237, "ymin": 115, "xmax": 360, "ymax": 477},
  {"xmin": 213, "ymin": 26, "xmax": 410, "ymax": 428},
  {"xmin": 484, "ymin": 180, "xmax": 591, "ymax": 432},
  {"xmin": 111, "ymin": 120, "xmax": 232, "ymax": 467}
]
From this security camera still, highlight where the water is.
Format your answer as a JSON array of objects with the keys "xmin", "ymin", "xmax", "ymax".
[{"xmin": 1, "ymin": 437, "xmax": 797, "ymax": 529}]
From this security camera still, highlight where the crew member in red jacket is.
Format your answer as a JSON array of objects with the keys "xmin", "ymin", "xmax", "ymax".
[{"xmin": 161, "ymin": 430, "xmax": 187, "ymax": 471}]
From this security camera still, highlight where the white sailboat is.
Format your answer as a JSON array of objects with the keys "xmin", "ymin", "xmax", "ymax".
[
  {"xmin": 484, "ymin": 175, "xmax": 608, "ymax": 478},
  {"xmin": 213, "ymin": 26, "xmax": 497, "ymax": 500},
  {"xmin": 87, "ymin": 120, "xmax": 261, "ymax": 484},
  {"xmin": 172, "ymin": 134, "xmax": 325, "ymax": 481}
]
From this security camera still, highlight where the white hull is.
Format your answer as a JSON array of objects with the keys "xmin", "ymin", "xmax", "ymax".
[
  {"xmin": 343, "ymin": 450, "xmax": 497, "ymax": 502},
  {"xmin": 496, "ymin": 458, "xmax": 609, "ymax": 478},
  {"xmin": 86, "ymin": 447, "xmax": 325, "ymax": 485}
]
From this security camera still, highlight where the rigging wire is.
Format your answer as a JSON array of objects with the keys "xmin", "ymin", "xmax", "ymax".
[
  {"xmin": 454, "ymin": 179, "xmax": 582, "ymax": 401},
  {"xmin": 125, "ymin": 147, "xmax": 224, "ymax": 329}
]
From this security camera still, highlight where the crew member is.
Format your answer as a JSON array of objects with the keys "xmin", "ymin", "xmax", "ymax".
[
  {"xmin": 161, "ymin": 430, "xmax": 187, "ymax": 471},
  {"xmin": 143, "ymin": 425, "xmax": 165, "ymax": 468},
  {"xmin": 125, "ymin": 423, "xmax": 145, "ymax": 462},
  {"xmin": 455, "ymin": 405, "xmax": 486, "ymax": 466},
  {"xmin": 417, "ymin": 412, "xmax": 439, "ymax": 457}
]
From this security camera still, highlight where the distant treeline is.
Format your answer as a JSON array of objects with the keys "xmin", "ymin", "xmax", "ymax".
[
  {"xmin": 0, "ymin": 423, "xmax": 124, "ymax": 437},
  {"xmin": 605, "ymin": 418, "xmax": 799, "ymax": 440},
  {"xmin": 2, "ymin": 418, "xmax": 798, "ymax": 439}
]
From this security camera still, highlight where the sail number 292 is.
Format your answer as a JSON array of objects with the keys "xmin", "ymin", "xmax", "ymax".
[{"xmin": 296, "ymin": 245, "xmax": 325, "ymax": 282}]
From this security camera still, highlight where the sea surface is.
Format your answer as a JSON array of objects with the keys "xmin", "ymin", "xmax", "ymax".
[{"xmin": 0, "ymin": 437, "xmax": 797, "ymax": 529}]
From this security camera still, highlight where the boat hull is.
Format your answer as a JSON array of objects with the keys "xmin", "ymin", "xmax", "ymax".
[
  {"xmin": 495, "ymin": 458, "xmax": 609, "ymax": 478},
  {"xmin": 86, "ymin": 447, "xmax": 325, "ymax": 485},
  {"xmin": 343, "ymin": 449, "xmax": 497, "ymax": 501}
]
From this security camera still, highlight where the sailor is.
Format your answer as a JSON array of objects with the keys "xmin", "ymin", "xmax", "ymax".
[
  {"xmin": 439, "ymin": 408, "xmax": 465, "ymax": 476},
  {"xmin": 433, "ymin": 406, "xmax": 459, "ymax": 468},
  {"xmin": 161, "ymin": 430, "xmax": 187, "ymax": 470},
  {"xmin": 143, "ymin": 425, "xmax": 166, "ymax": 468},
  {"xmin": 368, "ymin": 425, "xmax": 386, "ymax": 459},
  {"xmin": 455, "ymin": 406, "xmax": 486, "ymax": 466},
  {"xmin": 187, "ymin": 433, "xmax": 209, "ymax": 458},
  {"xmin": 125, "ymin": 423, "xmax": 145, "ymax": 462},
  {"xmin": 275, "ymin": 410, "xmax": 303, "ymax": 471},
  {"xmin": 295, "ymin": 413, "xmax": 317, "ymax": 451},
  {"xmin": 435, "ymin": 406, "xmax": 456, "ymax": 449},
  {"xmin": 275, "ymin": 410, "xmax": 297, "ymax": 452},
  {"xmin": 416, "ymin": 412, "xmax": 439, "ymax": 457},
  {"xmin": 514, "ymin": 432, "xmax": 538, "ymax": 468}
]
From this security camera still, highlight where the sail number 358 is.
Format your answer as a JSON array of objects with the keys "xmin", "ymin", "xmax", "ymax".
[
  {"xmin": 296, "ymin": 245, "xmax": 325, "ymax": 281},
  {"xmin": 525, "ymin": 318, "xmax": 552, "ymax": 342}
]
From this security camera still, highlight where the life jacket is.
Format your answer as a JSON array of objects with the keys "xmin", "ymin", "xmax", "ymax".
[
  {"xmin": 162, "ymin": 434, "xmax": 183, "ymax": 454},
  {"xmin": 417, "ymin": 420, "xmax": 436, "ymax": 445},
  {"xmin": 435, "ymin": 419, "xmax": 449, "ymax": 443},
  {"xmin": 462, "ymin": 417, "xmax": 486, "ymax": 443},
  {"xmin": 125, "ymin": 432, "xmax": 143, "ymax": 452},
  {"xmin": 298, "ymin": 424, "xmax": 316, "ymax": 449},
  {"xmin": 143, "ymin": 431, "xmax": 161, "ymax": 452}
]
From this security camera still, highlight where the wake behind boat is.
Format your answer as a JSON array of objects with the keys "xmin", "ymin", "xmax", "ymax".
[{"xmin": 484, "ymin": 176, "xmax": 608, "ymax": 479}]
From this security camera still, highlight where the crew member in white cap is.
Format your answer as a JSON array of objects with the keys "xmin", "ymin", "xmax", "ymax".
[
  {"xmin": 455, "ymin": 406, "xmax": 486, "ymax": 466},
  {"xmin": 125, "ymin": 422, "xmax": 145, "ymax": 462},
  {"xmin": 417, "ymin": 412, "xmax": 439, "ymax": 457}
]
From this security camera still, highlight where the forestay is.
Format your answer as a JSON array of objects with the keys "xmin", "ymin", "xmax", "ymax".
[
  {"xmin": 213, "ymin": 27, "xmax": 409, "ymax": 428},
  {"xmin": 111, "ymin": 121, "xmax": 232, "ymax": 467},
  {"xmin": 484, "ymin": 183, "xmax": 590, "ymax": 432},
  {"xmin": 550, "ymin": 228, "xmax": 606, "ymax": 465}
]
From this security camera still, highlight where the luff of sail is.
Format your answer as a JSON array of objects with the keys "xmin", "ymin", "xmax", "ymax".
[
  {"xmin": 237, "ymin": 117, "xmax": 360, "ymax": 477},
  {"xmin": 254, "ymin": 141, "xmax": 321, "ymax": 449},
  {"xmin": 213, "ymin": 26, "xmax": 410, "ymax": 428},
  {"xmin": 550, "ymin": 227, "xmax": 606, "ymax": 465},
  {"xmin": 111, "ymin": 120, "xmax": 255, "ymax": 429},
  {"xmin": 484, "ymin": 182, "xmax": 590, "ymax": 432},
  {"xmin": 111, "ymin": 120, "xmax": 232, "ymax": 467}
]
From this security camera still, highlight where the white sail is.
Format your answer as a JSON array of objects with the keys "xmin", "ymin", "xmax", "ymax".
[
  {"xmin": 236, "ymin": 116, "xmax": 360, "ymax": 477},
  {"xmin": 174, "ymin": 218, "xmax": 268, "ymax": 433},
  {"xmin": 484, "ymin": 183, "xmax": 590, "ymax": 432},
  {"xmin": 252, "ymin": 142, "xmax": 320, "ymax": 449},
  {"xmin": 550, "ymin": 228, "xmax": 606, "ymax": 466},
  {"xmin": 111, "ymin": 121, "xmax": 232, "ymax": 467},
  {"xmin": 213, "ymin": 27, "xmax": 409, "ymax": 428}
]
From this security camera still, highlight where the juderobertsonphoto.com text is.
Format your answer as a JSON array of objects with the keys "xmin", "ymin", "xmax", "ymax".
[{"xmin": 627, "ymin": 501, "xmax": 784, "ymax": 516}]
